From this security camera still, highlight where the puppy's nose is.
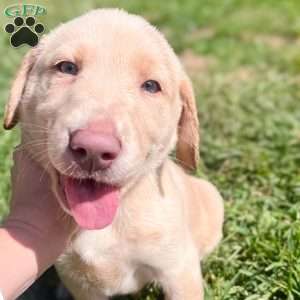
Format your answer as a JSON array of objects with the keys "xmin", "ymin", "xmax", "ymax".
[{"xmin": 69, "ymin": 129, "xmax": 121, "ymax": 172}]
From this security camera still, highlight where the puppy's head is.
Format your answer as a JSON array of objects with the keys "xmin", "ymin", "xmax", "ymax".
[{"xmin": 4, "ymin": 9, "xmax": 199, "ymax": 229}]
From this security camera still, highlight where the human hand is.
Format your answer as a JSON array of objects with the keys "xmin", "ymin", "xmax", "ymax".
[
  {"xmin": 0, "ymin": 149, "xmax": 76, "ymax": 300},
  {"xmin": 4, "ymin": 148, "xmax": 76, "ymax": 268}
]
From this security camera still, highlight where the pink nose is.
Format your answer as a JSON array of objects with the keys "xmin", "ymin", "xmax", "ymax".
[{"xmin": 69, "ymin": 127, "xmax": 121, "ymax": 172}]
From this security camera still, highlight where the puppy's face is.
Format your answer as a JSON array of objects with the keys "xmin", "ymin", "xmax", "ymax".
[{"xmin": 4, "ymin": 9, "xmax": 199, "ymax": 229}]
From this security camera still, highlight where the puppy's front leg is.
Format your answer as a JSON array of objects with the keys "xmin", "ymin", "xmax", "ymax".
[
  {"xmin": 162, "ymin": 246, "xmax": 204, "ymax": 300},
  {"xmin": 164, "ymin": 268, "xmax": 203, "ymax": 300},
  {"xmin": 73, "ymin": 294, "xmax": 108, "ymax": 300}
]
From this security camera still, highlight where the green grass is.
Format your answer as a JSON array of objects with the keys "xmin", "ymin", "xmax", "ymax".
[{"xmin": 1, "ymin": 0, "xmax": 300, "ymax": 299}]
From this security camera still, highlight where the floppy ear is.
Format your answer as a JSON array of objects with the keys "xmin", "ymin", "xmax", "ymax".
[
  {"xmin": 3, "ymin": 49, "xmax": 36, "ymax": 130},
  {"xmin": 176, "ymin": 73, "xmax": 200, "ymax": 171}
]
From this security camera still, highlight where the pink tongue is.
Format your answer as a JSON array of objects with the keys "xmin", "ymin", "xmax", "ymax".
[{"xmin": 64, "ymin": 178, "xmax": 119, "ymax": 230}]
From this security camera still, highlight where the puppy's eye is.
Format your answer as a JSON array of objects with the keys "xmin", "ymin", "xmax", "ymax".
[
  {"xmin": 141, "ymin": 80, "xmax": 161, "ymax": 93},
  {"xmin": 56, "ymin": 61, "xmax": 78, "ymax": 75}
]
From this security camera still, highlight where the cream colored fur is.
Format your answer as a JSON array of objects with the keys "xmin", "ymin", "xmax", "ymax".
[{"xmin": 4, "ymin": 9, "xmax": 224, "ymax": 300}]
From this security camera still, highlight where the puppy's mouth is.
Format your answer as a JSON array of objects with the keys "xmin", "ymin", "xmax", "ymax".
[{"xmin": 59, "ymin": 175, "xmax": 120, "ymax": 230}]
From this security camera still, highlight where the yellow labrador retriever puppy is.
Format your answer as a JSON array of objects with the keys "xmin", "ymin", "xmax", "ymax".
[{"xmin": 4, "ymin": 9, "xmax": 224, "ymax": 300}]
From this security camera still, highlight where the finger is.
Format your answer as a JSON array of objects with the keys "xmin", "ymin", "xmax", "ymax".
[
  {"xmin": 10, "ymin": 148, "xmax": 48, "ymax": 203},
  {"xmin": 10, "ymin": 147, "xmax": 26, "ymax": 183}
]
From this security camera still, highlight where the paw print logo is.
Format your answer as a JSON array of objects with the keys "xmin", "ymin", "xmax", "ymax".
[{"xmin": 5, "ymin": 16, "xmax": 44, "ymax": 48}]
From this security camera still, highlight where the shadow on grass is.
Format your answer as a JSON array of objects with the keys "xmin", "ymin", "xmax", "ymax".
[{"xmin": 17, "ymin": 267, "xmax": 73, "ymax": 300}]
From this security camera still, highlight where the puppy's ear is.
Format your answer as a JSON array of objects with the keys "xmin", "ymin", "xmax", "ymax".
[
  {"xmin": 3, "ymin": 48, "xmax": 37, "ymax": 130},
  {"xmin": 176, "ymin": 73, "xmax": 200, "ymax": 171}
]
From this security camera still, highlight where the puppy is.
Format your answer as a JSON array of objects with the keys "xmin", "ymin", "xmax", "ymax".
[{"xmin": 4, "ymin": 9, "xmax": 224, "ymax": 300}]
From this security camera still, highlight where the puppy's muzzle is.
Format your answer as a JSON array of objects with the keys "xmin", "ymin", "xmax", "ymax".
[{"xmin": 69, "ymin": 120, "xmax": 121, "ymax": 172}]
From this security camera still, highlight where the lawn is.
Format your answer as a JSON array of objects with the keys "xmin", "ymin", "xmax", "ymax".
[{"xmin": 1, "ymin": 0, "xmax": 300, "ymax": 299}]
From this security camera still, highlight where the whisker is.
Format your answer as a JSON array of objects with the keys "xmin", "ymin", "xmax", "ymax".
[{"xmin": 20, "ymin": 121, "xmax": 49, "ymax": 130}]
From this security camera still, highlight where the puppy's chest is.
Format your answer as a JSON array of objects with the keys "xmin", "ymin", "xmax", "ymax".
[
  {"xmin": 57, "ymin": 194, "xmax": 183, "ymax": 296},
  {"xmin": 58, "ymin": 224, "xmax": 161, "ymax": 296}
]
